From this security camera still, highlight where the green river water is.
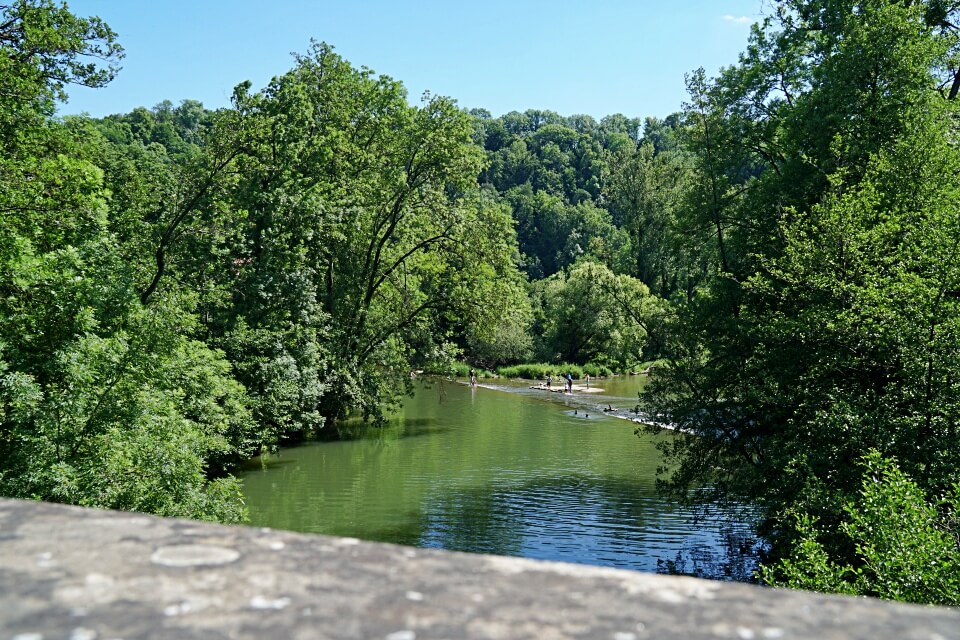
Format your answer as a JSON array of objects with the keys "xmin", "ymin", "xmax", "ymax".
[{"xmin": 240, "ymin": 376, "xmax": 758, "ymax": 579}]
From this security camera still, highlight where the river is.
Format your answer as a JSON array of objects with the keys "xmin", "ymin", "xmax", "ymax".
[{"xmin": 240, "ymin": 375, "xmax": 759, "ymax": 580}]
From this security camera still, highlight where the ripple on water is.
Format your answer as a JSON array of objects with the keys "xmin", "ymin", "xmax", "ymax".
[{"xmin": 241, "ymin": 379, "xmax": 760, "ymax": 579}]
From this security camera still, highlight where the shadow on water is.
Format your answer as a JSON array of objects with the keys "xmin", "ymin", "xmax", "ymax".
[
  {"xmin": 656, "ymin": 520, "xmax": 764, "ymax": 583},
  {"xmin": 371, "ymin": 473, "xmax": 761, "ymax": 579},
  {"xmin": 239, "ymin": 417, "xmax": 453, "ymax": 471},
  {"xmin": 330, "ymin": 417, "xmax": 454, "ymax": 442}
]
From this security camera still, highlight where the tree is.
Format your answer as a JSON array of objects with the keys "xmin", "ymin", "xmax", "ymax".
[
  {"xmin": 210, "ymin": 43, "xmax": 526, "ymax": 425},
  {"xmin": 0, "ymin": 1, "xmax": 252, "ymax": 522},
  {"xmin": 453, "ymin": 193, "xmax": 534, "ymax": 369},
  {"xmin": 606, "ymin": 140, "xmax": 694, "ymax": 297},
  {"xmin": 533, "ymin": 261, "xmax": 658, "ymax": 369},
  {"xmin": 643, "ymin": 0, "xmax": 960, "ymax": 582},
  {"xmin": 504, "ymin": 186, "xmax": 629, "ymax": 279},
  {"xmin": 0, "ymin": 0, "xmax": 122, "ymax": 109}
]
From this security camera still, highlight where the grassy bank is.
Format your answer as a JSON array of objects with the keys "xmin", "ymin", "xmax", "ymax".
[
  {"xmin": 449, "ymin": 362, "xmax": 496, "ymax": 378},
  {"xmin": 495, "ymin": 363, "xmax": 613, "ymax": 380}
]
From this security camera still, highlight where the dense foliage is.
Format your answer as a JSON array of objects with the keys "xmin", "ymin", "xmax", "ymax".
[
  {"xmin": 640, "ymin": 0, "xmax": 960, "ymax": 602},
  {"xmin": 469, "ymin": 110, "xmax": 671, "ymax": 366},
  {"xmin": 5, "ymin": 0, "xmax": 959, "ymax": 606},
  {"xmin": 0, "ymin": 3, "xmax": 542, "ymax": 520},
  {"xmin": 0, "ymin": 0, "xmax": 250, "ymax": 521},
  {"xmin": 761, "ymin": 451, "xmax": 960, "ymax": 605}
]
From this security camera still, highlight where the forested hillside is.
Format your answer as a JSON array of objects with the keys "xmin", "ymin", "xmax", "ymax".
[{"xmin": 2, "ymin": 0, "xmax": 959, "ymax": 604}]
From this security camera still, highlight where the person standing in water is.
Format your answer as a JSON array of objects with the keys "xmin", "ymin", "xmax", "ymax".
[{"xmin": 469, "ymin": 368, "xmax": 477, "ymax": 387}]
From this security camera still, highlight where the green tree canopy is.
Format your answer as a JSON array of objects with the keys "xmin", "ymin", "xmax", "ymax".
[
  {"xmin": 532, "ymin": 261, "xmax": 658, "ymax": 369},
  {"xmin": 643, "ymin": 0, "xmax": 960, "ymax": 584},
  {"xmin": 0, "ymin": 1, "xmax": 251, "ymax": 522}
]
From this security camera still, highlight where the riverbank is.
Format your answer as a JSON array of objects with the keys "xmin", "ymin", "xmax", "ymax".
[{"xmin": 453, "ymin": 361, "xmax": 663, "ymax": 382}]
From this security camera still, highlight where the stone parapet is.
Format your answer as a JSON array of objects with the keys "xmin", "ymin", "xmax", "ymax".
[{"xmin": 0, "ymin": 498, "xmax": 957, "ymax": 639}]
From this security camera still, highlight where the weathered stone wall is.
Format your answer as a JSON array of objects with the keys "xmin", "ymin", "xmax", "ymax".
[{"xmin": 0, "ymin": 498, "xmax": 957, "ymax": 639}]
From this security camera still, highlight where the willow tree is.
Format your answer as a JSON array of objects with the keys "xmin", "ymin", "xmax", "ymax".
[
  {"xmin": 532, "ymin": 261, "xmax": 658, "ymax": 369},
  {"xmin": 643, "ymin": 0, "xmax": 960, "ymax": 580}
]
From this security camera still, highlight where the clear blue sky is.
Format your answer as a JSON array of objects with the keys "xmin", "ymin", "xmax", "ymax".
[{"xmin": 61, "ymin": 1, "xmax": 767, "ymax": 120}]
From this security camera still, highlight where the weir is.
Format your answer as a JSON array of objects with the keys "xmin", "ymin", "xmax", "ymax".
[{"xmin": 1, "ymin": 498, "xmax": 957, "ymax": 639}]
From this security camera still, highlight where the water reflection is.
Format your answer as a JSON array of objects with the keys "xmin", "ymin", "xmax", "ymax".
[
  {"xmin": 241, "ymin": 377, "xmax": 759, "ymax": 580},
  {"xmin": 413, "ymin": 474, "xmax": 752, "ymax": 574},
  {"xmin": 330, "ymin": 418, "xmax": 453, "ymax": 442}
]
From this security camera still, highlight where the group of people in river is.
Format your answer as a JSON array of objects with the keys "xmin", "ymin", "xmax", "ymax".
[
  {"xmin": 467, "ymin": 368, "xmax": 593, "ymax": 395},
  {"xmin": 543, "ymin": 371, "xmax": 589, "ymax": 394}
]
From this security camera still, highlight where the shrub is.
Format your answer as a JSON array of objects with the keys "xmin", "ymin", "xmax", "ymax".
[
  {"xmin": 761, "ymin": 451, "xmax": 960, "ymax": 606},
  {"xmin": 495, "ymin": 362, "xmax": 612, "ymax": 380},
  {"xmin": 450, "ymin": 361, "xmax": 471, "ymax": 377}
]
